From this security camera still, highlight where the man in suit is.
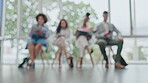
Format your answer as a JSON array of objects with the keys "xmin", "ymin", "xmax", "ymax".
[{"xmin": 95, "ymin": 11, "xmax": 126, "ymax": 69}]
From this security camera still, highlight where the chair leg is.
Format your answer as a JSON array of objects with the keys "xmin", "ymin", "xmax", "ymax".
[
  {"xmin": 44, "ymin": 54, "xmax": 50, "ymax": 65},
  {"xmin": 90, "ymin": 55, "xmax": 94, "ymax": 67},
  {"xmin": 42, "ymin": 51, "xmax": 50, "ymax": 65},
  {"xmin": 41, "ymin": 55, "xmax": 45, "ymax": 65},
  {"xmin": 105, "ymin": 46, "xmax": 116, "ymax": 65},
  {"xmin": 52, "ymin": 55, "xmax": 57, "ymax": 66},
  {"xmin": 96, "ymin": 53, "xmax": 103, "ymax": 65},
  {"xmin": 76, "ymin": 55, "xmax": 81, "ymax": 67},
  {"xmin": 40, "ymin": 50, "xmax": 45, "ymax": 65},
  {"xmin": 108, "ymin": 47, "xmax": 112, "ymax": 64}
]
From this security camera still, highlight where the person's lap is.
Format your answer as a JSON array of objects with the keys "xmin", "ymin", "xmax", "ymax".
[
  {"xmin": 107, "ymin": 39, "xmax": 123, "ymax": 46},
  {"xmin": 97, "ymin": 39, "xmax": 123, "ymax": 46},
  {"xmin": 26, "ymin": 38, "xmax": 47, "ymax": 49}
]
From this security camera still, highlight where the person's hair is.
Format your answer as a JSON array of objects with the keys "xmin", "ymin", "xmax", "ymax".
[
  {"xmin": 86, "ymin": 12, "xmax": 90, "ymax": 19},
  {"xmin": 86, "ymin": 13, "xmax": 90, "ymax": 17},
  {"xmin": 56, "ymin": 19, "xmax": 68, "ymax": 34},
  {"xmin": 103, "ymin": 11, "xmax": 108, "ymax": 14},
  {"xmin": 36, "ymin": 13, "xmax": 48, "ymax": 23}
]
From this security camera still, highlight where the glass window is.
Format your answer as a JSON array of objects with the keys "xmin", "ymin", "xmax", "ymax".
[
  {"xmin": 0, "ymin": 0, "xmax": 2, "ymax": 29},
  {"xmin": 135, "ymin": 0, "xmax": 148, "ymax": 35},
  {"xmin": 5, "ymin": 0, "xmax": 18, "ymax": 37},
  {"xmin": 110, "ymin": 0, "xmax": 130, "ymax": 36},
  {"xmin": 111, "ymin": 38, "xmax": 148, "ymax": 63}
]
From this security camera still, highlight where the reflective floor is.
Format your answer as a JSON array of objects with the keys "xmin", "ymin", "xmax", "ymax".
[{"xmin": 0, "ymin": 64, "xmax": 148, "ymax": 83}]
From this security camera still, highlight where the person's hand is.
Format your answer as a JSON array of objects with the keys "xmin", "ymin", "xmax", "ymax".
[
  {"xmin": 117, "ymin": 36, "xmax": 123, "ymax": 40},
  {"xmin": 57, "ymin": 35, "xmax": 61, "ymax": 38},
  {"xmin": 104, "ymin": 32, "xmax": 111, "ymax": 37},
  {"xmin": 36, "ymin": 31, "xmax": 44, "ymax": 37}
]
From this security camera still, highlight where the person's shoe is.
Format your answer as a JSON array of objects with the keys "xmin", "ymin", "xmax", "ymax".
[
  {"xmin": 18, "ymin": 57, "xmax": 29, "ymax": 68},
  {"xmin": 105, "ymin": 61, "xmax": 109, "ymax": 68},
  {"xmin": 69, "ymin": 57, "xmax": 74, "ymax": 68},
  {"xmin": 115, "ymin": 62, "xmax": 125, "ymax": 69},
  {"xmin": 18, "ymin": 64, "xmax": 23, "ymax": 68},
  {"xmin": 28, "ymin": 63, "xmax": 35, "ymax": 69},
  {"xmin": 80, "ymin": 57, "xmax": 83, "ymax": 68}
]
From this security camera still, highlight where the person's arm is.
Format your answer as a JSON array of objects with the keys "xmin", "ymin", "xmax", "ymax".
[
  {"xmin": 43, "ymin": 25, "xmax": 50, "ymax": 39},
  {"xmin": 36, "ymin": 25, "xmax": 50, "ymax": 39},
  {"xmin": 75, "ymin": 27, "xmax": 79, "ymax": 40},
  {"xmin": 65, "ymin": 29, "xmax": 72, "ymax": 43},
  {"xmin": 95, "ymin": 24, "xmax": 105, "ymax": 38},
  {"xmin": 44, "ymin": 28, "xmax": 50, "ymax": 39},
  {"xmin": 112, "ymin": 24, "xmax": 123, "ymax": 40},
  {"xmin": 29, "ymin": 28, "xmax": 33, "ymax": 37},
  {"xmin": 29, "ymin": 25, "xmax": 37, "ymax": 38},
  {"xmin": 65, "ymin": 29, "xmax": 70, "ymax": 39}
]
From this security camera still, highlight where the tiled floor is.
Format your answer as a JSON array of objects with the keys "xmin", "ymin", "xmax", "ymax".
[{"xmin": 0, "ymin": 64, "xmax": 148, "ymax": 83}]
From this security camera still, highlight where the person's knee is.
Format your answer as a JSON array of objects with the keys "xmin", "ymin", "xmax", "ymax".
[
  {"xmin": 35, "ymin": 43, "xmax": 42, "ymax": 50},
  {"xmin": 29, "ymin": 43, "xmax": 34, "ymax": 46},
  {"xmin": 96, "ymin": 39, "xmax": 107, "ymax": 45},
  {"xmin": 28, "ymin": 43, "xmax": 35, "ymax": 48},
  {"xmin": 38, "ymin": 43, "xmax": 42, "ymax": 46},
  {"xmin": 61, "ymin": 46, "xmax": 66, "ymax": 51},
  {"xmin": 98, "ymin": 42, "xmax": 106, "ymax": 46},
  {"xmin": 118, "ymin": 40, "xmax": 124, "ymax": 44}
]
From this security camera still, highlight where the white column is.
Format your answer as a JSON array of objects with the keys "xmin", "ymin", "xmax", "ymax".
[
  {"xmin": 133, "ymin": 0, "xmax": 137, "ymax": 35},
  {"xmin": 16, "ymin": 0, "xmax": 22, "ymax": 64},
  {"xmin": 0, "ymin": 0, "xmax": 6, "ymax": 64},
  {"xmin": 133, "ymin": 0, "xmax": 138, "ymax": 60},
  {"xmin": 129, "ymin": 0, "xmax": 133, "ymax": 35},
  {"xmin": 1, "ymin": 0, "xmax": 6, "ymax": 37},
  {"xmin": 108, "ymin": 0, "xmax": 111, "ymax": 23}
]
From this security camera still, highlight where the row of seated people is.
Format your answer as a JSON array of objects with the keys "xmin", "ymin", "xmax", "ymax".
[{"xmin": 18, "ymin": 11, "xmax": 127, "ymax": 69}]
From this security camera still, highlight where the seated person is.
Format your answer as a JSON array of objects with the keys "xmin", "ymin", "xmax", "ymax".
[
  {"xmin": 75, "ymin": 13, "xmax": 94, "ymax": 68},
  {"xmin": 54, "ymin": 19, "xmax": 73, "ymax": 68},
  {"xmin": 95, "ymin": 11, "xmax": 127, "ymax": 69},
  {"xmin": 19, "ymin": 13, "xmax": 50, "ymax": 69}
]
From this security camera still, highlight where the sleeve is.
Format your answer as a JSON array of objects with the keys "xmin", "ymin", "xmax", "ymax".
[
  {"xmin": 66, "ymin": 29, "xmax": 72, "ymax": 44},
  {"xmin": 55, "ymin": 33, "xmax": 60, "ymax": 38},
  {"xmin": 29, "ymin": 25, "xmax": 35, "ymax": 37},
  {"xmin": 66, "ymin": 29, "xmax": 70, "ymax": 39},
  {"xmin": 44, "ymin": 27, "xmax": 50, "ymax": 39},
  {"xmin": 112, "ymin": 24, "xmax": 122, "ymax": 37},
  {"xmin": 95, "ymin": 24, "xmax": 104, "ymax": 38}
]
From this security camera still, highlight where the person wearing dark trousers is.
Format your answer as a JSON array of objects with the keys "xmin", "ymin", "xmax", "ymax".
[{"xmin": 95, "ymin": 11, "xmax": 127, "ymax": 69}]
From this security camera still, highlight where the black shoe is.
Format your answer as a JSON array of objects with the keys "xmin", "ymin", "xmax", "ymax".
[
  {"xmin": 105, "ymin": 61, "xmax": 109, "ymax": 68},
  {"xmin": 18, "ymin": 64, "xmax": 23, "ymax": 68},
  {"xmin": 69, "ymin": 57, "xmax": 74, "ymax": 68},
  {"xmin": 18, "ymin": 57, "xmax": 29, "ymax": 68},
  {"xmin": 28, "ymin": 63, "xmax": 35, "ymax": 69},
  {"xmin": 91, "ymin": 49, "xmax": 93, "ymax": 54}
]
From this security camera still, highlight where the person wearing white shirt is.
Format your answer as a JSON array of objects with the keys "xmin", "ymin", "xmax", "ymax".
[
  {"xmin": 75, "ymin": 13, "xmax": 94, "ymax": 68},
  {"xmin": 54, "ymin": 19, "xmax": 73, "ymax": 68},
  {"xmin": 95, "ymin": 11, "xmax": 126, "ymax": 69}
]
